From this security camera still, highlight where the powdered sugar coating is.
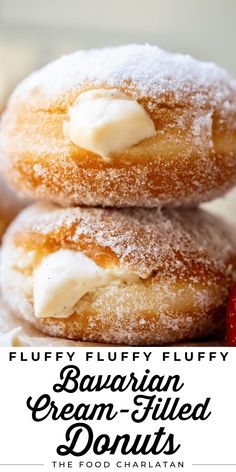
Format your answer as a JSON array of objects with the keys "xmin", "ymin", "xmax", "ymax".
[
  {"xmin": 10, "ymin": 44, "xmax": 236, "ymax": 111},
  {"xmin": 1, "ymin": 44, "xmax": 236, "ymax": 208},
  {"xmin": 2, "ymin": 204, "xmax": 235, "ymax": 344},
  {"xmin": 5, "ymin": 203, "xmax": 236, "ymax": 279}
]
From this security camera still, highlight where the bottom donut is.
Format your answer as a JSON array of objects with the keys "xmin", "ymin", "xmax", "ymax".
[{"xmin": 1, "ymin": 203, "xmax": 236, "ymax": 345}]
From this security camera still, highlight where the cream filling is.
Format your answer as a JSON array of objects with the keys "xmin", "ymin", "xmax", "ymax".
[
  {"xmin": 34, "ymin": 249, "xmax": 139, "ymax": 319},
  {"xmin": 64, "ymin": 89, "xmax": 156, "ymax": 159}
]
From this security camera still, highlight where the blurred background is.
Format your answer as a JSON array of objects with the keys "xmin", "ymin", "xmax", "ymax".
[
  {"xmin": 0, "ymin": 0, "xmax": 236, "ymax": 222},
  {"xmin": 1, "ymin": 0, "xmax": 236, "ymax": 110}
]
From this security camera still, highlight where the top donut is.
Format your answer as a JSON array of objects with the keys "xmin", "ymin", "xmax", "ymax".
[{"xmin": 1, "ymin": 44, "xmax": 236, "ymax": 208}]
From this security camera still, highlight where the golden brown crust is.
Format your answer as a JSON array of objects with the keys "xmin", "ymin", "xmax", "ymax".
[
  {"xmin": 6, "ymin": 203, "xmax": 236, "ymax": 278},
  {"xmin": 0, "ymin": 213, "xmax": 6, "ymax": 240},
  {"xmin": 30, "ymin": 297, "xmax": 226, "ymax": 346},
  {"xmin": 1, "ymin": 203, "xmax": 236, "ymax": 345},
  {"xmin": 1, "ymin": 45, "xmax": 236, "ymax": 207}
]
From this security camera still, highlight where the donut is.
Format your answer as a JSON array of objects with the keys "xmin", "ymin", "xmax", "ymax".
[
  {"xmin": 1, "ymin": 203, "xmax": 236, "ymax": 345},
  {"xmin": 1, "ymin": 44, "xmax": 236, "ymax": 208}
]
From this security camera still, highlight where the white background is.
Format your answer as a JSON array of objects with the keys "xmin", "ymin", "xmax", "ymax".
[{"xmin": 0, "ymin": 347, "xmax": 235, "ymax": 472}]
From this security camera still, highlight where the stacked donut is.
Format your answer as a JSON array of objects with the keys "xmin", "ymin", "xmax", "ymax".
[{"xmin": 1, "ymin": 44, "xmax": 236, "ymax": 345}]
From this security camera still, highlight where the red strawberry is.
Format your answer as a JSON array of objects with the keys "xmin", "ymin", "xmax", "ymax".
[{"xmin": 227, "ymin": 284, "xmax": 236, "ymax": 346}]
